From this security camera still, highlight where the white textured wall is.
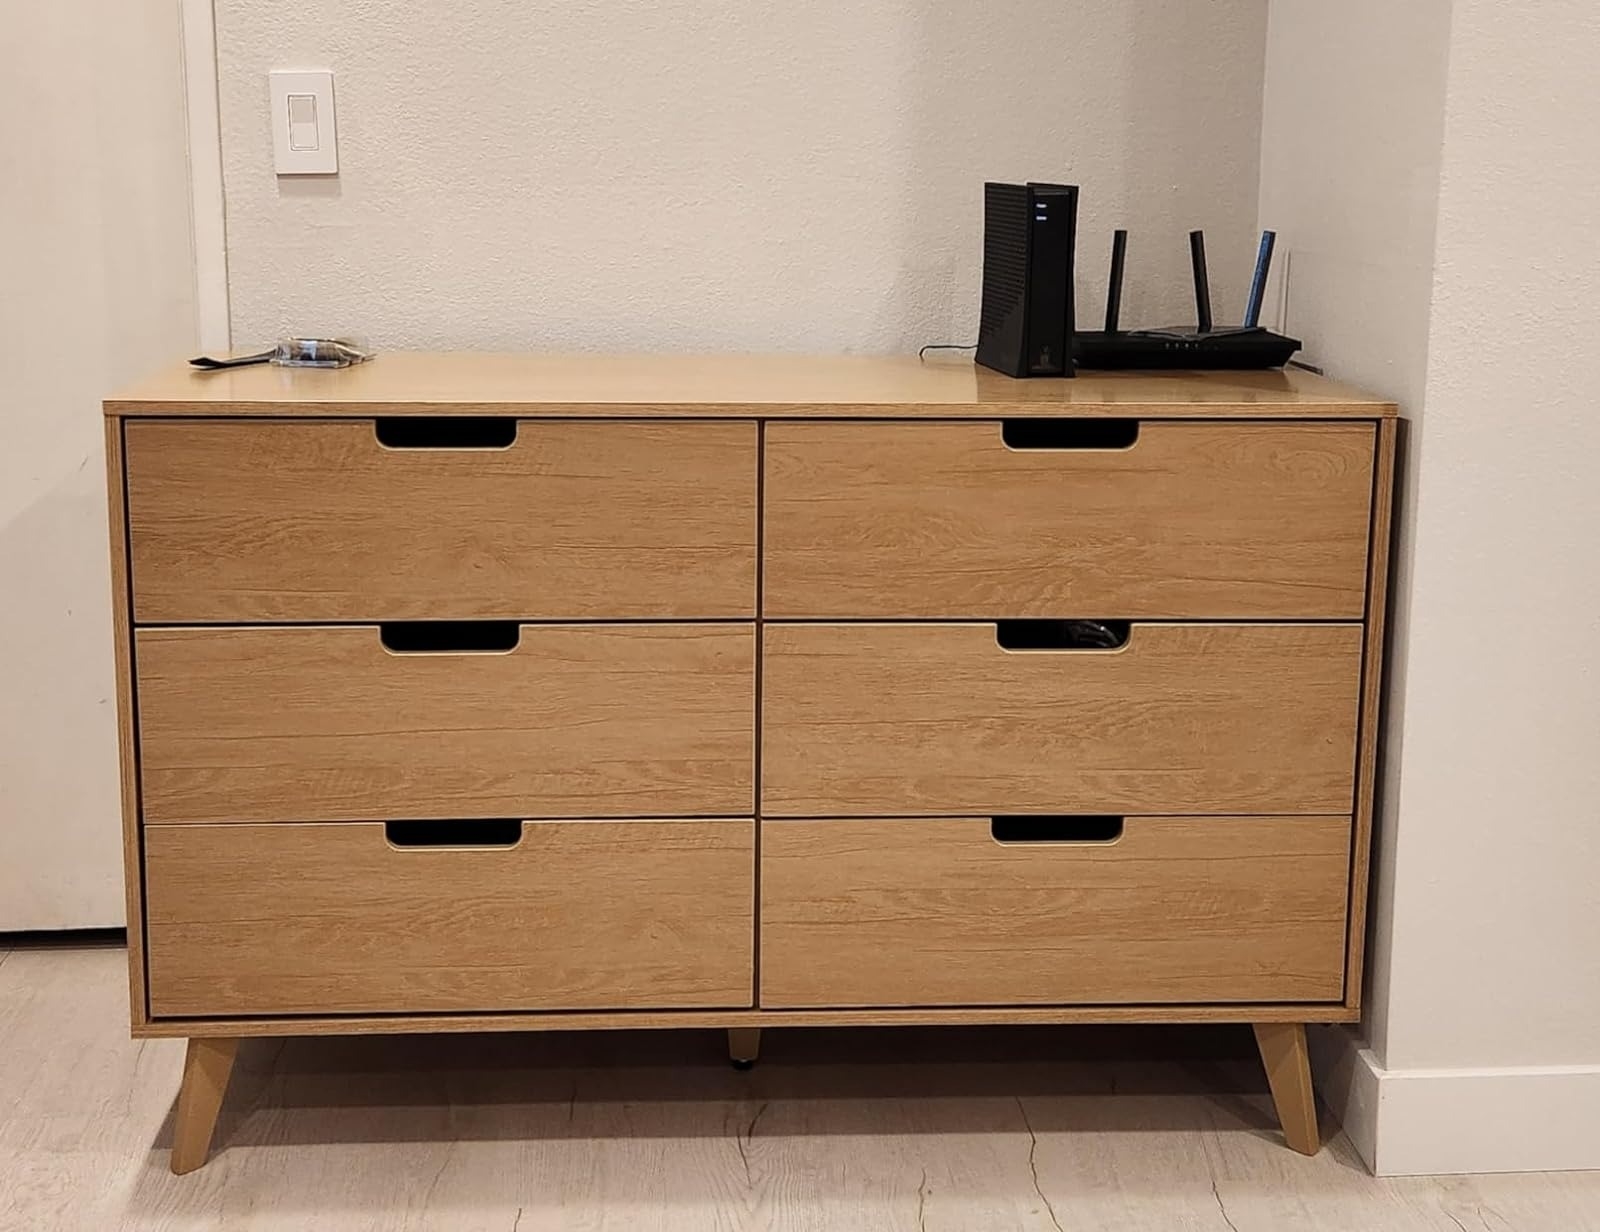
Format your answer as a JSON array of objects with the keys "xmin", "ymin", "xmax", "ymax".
[
  {"xmin": 215, "ymin": 0, "xmax": 1269, "ymax": 352},
  {"xmin": 1257, "ymin": 0, "xmax": 1453, "ymax": 1069},
  {"xmin": 1262, "ymin": 0, "xmax": 1600, "ymax": 1174},
  {"xmin": 0, "ymin": 2, "xmax": 197, "ymax": 926},
  {"xmin": 1385, "ymin": 0, "xmax": 1600, "ymax": 1071},
  {"xmin": 1257, "ymin": 2, "xmax": 1450, "ymax": 412}
]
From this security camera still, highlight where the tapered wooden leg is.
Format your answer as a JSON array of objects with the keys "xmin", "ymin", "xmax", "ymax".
[
  {"xmin": 727, "ymin": 1027, "xmax": 761, "ymax": 1070},
  {"xmin": 1253, "ymin": 1023, "xmax": 1319, "ymax": 1155},
  {"xmin": 171, "ymin": 1037, "xmax": 239, "ymax": 1174}
]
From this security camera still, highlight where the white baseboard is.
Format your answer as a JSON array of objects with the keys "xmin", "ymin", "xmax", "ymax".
[{"xmin": 1310, "ymin": 1025, "xmax": 1600, "ymax": 1175}]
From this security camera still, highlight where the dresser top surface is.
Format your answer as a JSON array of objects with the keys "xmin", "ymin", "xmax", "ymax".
[{"xmin": 106, "ymin": 352, "xmax": 1396, "ymax": 418}]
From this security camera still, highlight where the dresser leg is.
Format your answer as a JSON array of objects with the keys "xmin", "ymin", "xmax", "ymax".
[
  {"xmin": 171, "ymin": 1036, "xmax": 240, "ymax": 1174},
  {"xmin": 727, "ymin": 1027, "xmax": 761, "ymax": 1070},
  {"xmin": 1252, "ymin": 1023, "xmax": 1319, "ymax": 1155}
]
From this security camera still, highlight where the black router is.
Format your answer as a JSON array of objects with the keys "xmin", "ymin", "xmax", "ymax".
[
  {"xmin": 1073, "ymin": 228, "xmax": 1301, "ymax": 370},
  {"xmin": 975, "ymin": 182, "xmax": 1079, "ymax": 378}
]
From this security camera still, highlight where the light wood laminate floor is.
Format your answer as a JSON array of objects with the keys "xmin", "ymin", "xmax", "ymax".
[{"xmin": 4, "ymin": 941, "xmax": 1599, "ymax": 1231}]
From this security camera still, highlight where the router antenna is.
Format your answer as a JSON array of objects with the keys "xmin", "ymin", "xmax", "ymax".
[
  {"xmin": 1189, "ymin": 230, "xmax": 1213, "ymax": 333},
  {"xmin": 1244, "ymin": 229, "xmax": 1277, "ymax": 328},
  {"xmin": 1105, "ymin": 230, "xmax": 1127, "ymax": 333}
]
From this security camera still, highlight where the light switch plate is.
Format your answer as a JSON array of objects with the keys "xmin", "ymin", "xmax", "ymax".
[{"xmin": 269, "ymin": 70, "xmax": 337, "ymax": 175}]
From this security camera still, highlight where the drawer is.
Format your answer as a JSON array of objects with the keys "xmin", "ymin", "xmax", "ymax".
[
  {"xmin": 145, "ymin": 818, "xmax": 754, "ymax": 1016},
  {"xmin": 124, "ymin": 418, "xmax": 757, "ymax": 621},
  {"xmin": 762, "ymin": 622, "xmax": 1361, "ymax": 816},
  {"xmin": 763, "ymin": 420, "xmax": 1374, "ymax": 618},
  {"xmin": 760, "ymin": 816, "xmax": 1350, "ymax": 1006},
  {"xmin": 136, "ymin": 623, "xmax": 754, "ymax": 823}
]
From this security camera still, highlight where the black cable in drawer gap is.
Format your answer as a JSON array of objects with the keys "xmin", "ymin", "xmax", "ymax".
[{"xmin": 996, "ymin": 619, "xmax": 1130, "ymax": 650}]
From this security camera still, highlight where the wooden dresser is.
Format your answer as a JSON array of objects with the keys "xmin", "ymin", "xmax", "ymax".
[{"xmin": 104, "ymin": 354, "xmax": 1396, "ymax": 1172}]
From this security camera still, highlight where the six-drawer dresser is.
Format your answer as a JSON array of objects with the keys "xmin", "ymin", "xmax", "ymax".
[{"xmin": 103, "ymin": 354, "xmax": 1397, "ymax": 1172}]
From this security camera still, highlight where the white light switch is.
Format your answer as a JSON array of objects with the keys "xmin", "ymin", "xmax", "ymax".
[
  {"xmin": 286, "ymin": 94, "xmax": 318, "ymax": 150},
  {"xmin": 270, "ymin": 70, "xmax": 337, "ymax": 174}
]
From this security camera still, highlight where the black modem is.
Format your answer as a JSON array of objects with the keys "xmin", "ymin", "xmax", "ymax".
[
  {"xmin": 976, "ymin": 182, "xmax": 1078, "ymax": 378},
  {"xmin": 1073, "ymin": 228, "xmax": 1301, "ymax": 370}
]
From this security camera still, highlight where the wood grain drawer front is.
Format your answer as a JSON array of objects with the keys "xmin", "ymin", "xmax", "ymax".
[
  {"xmin": 123, "ymin": 419, "xmax": 757, "ymax": 622},
  {"xmin": 762, "ymin": 623, "xmax": 1361, "ymax": 817},
  {"xmin": 144, "ymin": 819, "xmax": 754, "ymax": 1016},
  {"xmin": 763, "ymin": 420, "xmax": 1374, "ymax": 618},
  {"xmin": 761, "ymin": 816, "xmax": 1350, "ymax": 1007},
  {"xmin": 136, "ymin": 624, "xmax": 754, "ymax": 823}
]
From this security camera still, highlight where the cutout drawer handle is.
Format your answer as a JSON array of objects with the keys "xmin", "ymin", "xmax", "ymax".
[
  {"xmin": 375, "ymin": 417, "xmax": 517, "ymax": 449},
  {"xmin": 991, "ymin": 816, "xmax": 1125, "ymax": 844},
  {"xmin": 1001, "ymin": 419, "xmax": 1139, "ymax": 450},
  {"xmin": 996, "ymin": 620, "xmax": 1130, "ymax": 651},
  {"xmin": 380, "ymin": 622, "xmax": 521, "ymax": 653},
  {"xmin": 385, "ymin": 819, "xmax": 524, "ymax": 848}
]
